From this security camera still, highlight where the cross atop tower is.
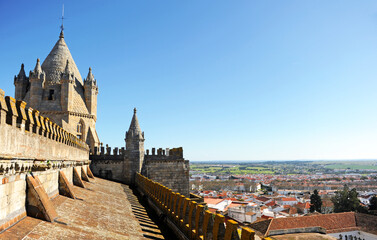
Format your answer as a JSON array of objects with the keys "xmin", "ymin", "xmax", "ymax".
[{"xmin": 60, "ymin": 4, "xmax": 65, "ymax": 32}]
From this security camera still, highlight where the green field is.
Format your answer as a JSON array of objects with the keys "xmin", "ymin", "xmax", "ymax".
[
  {"xmin": 190, "ymin": 160, "xmax": 377, "ymax": 175},
  {"xmin": 324, "ymin": 163, "xmax": 377, "ymax": 170},
  {"xmin": 190, "ymin": 164, "xmax": 274, "ymax": 175}
]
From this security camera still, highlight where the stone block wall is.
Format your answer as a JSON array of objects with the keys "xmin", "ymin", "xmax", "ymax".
[
  {"xmin": 0, "ymin": 89, "xmax": 89, "ymax": 161},
  {"xmin": 90, "ymin": 158, "xmax": 125, "ymax": 182},
  {"xmin": 142, "ymin": 148, "xmax": 189, "ymax": 196},
  {"xmin": 0, "ymin": 176, "xmax": 26, "ymax": 227},
  {"xmin": 90, "ymin": 146, "xmax": 190, "ymax": 196},
  {"xmin": 89, "ymin": 146, "xmax": 125, "ymax": 182},
  {"xmin": 0, "ymin": 88, "xmax": 90, "ymax": 231}
]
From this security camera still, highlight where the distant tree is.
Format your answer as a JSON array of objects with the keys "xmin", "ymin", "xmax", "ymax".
[
  {"xmin": 331, "ymin": 186, "xmax": 360, "ymax": 213},
  {"xmin": 310, "ymin": 189, "xmax": 322, "ymax": 213},
  {"xmin": 370, "ymin": 196, "xmax": 377, "ymax": 211}
]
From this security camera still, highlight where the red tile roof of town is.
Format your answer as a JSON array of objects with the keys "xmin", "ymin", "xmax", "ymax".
[
  {"xmin": 296, "ymin": 202, "xmax": 311, "ymax": 209},
  {"xmin": 281, "ymin": 197, "xmax": 297, "ymax": 201},
  {"xmin": 265, "ymin": 200, "xmax": 276, "ymax": 206},
  {"xmin": 204, "ymin": 198, "xmax": 224, "ymax": 205},
  {"xmin": 260, "ymin": 212, "xmax": 358, "ymax": 235},
  {"xmin": 256, "ymin": 196, "xmax": 270, "ymax": 202}
]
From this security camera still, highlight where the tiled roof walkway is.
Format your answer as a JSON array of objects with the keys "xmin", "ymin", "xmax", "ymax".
[{"xmin": 0, "ymin": 178, "xmax": 172, "ymax": 239}]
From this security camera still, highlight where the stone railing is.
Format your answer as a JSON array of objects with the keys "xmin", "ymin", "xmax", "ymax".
[
  {"xmin": 0, "ymin": 88, "xmax": 88, "ymax": 152},
  {"xmin": 135, "ymin": 173, "xmax": 256, "ymax": 240}
]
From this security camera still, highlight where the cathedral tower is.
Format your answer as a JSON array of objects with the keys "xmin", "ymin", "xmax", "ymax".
[{"xmin": 13, "ymin": 30, "xmax": 100, "ymax": 152}]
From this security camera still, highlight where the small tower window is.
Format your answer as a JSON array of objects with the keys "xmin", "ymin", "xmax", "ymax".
[
  {"xmin": 48, "ymin": 89, "xmax": 55, "ymax": 100},
  {"xmin": 77, "ymin": 121, "xmax": 84, "ymax": 139},
  {"xmin": 77, "ymin": 123, "xmax": 82, "ymax": 133}
]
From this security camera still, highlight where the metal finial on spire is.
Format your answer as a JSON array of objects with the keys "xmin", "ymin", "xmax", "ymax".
[{"xmin": 59, "ymin": 4, "xmax": 65, "ymax": 38}]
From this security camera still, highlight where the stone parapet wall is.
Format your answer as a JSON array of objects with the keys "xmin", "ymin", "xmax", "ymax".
[
  {"xmin": 90, "ymin": 145, "xmax": 190, "ymax": 196},
  {"xmin": 0, "ymin": 87, "xmax": 90, "ymax": 232},
  {"xmin": 0, "ymin": 88, "xmax": 89, "ymax": 161},
  {"xmin": 90, "ymin": 158, "xmax": 125, "ymax": 182},
  {"xmin": 135, "ymin": 173, "xmax": 256, "ymax": 240},
  {"xmin": 143, "ymin": 147, "xmax": 189, "ymax": 196},
  {"xmin": 142, "ymin": 158, "xmax": 189, "ymax": 197},
  {"xmin": 144, "ymin": 147, "xmax": 183, "ymax": 158},
  {"xmin": 92, "ymin": 145, "xmax": 125, "ymax": 156},
  {"xmin": 89, "ymin": 146, "xmax": 125, "ymax": 182}
]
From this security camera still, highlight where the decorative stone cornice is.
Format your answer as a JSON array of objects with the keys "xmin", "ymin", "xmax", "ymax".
[
  {"xmin": 39, "ymin": 111, "xmax": 96, "ymax": 121},
  {"xmin": 0, "ymin": 159, "xmax": 91, "ymax": 176}
]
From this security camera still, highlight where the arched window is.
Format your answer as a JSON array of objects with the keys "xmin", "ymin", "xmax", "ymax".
[
  {"xmin": 76, "ymin": 120, "xmax": 85, "ymax": 139},
  {"xmin": 77, "ymin": 122, "xmax": 82, "ymax": 139}
]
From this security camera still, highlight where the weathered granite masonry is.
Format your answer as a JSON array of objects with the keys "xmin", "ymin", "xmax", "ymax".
[
  {"xmin": 142, "ymin": 147, "xmax": 189, "ymax": 196},
  {"xmin": 14, "ymin": 30, "xmax": 100, "ymax": 152},
  {"xmin": 0, "ymin": 87, "xmax": 90, "ymax": 231},
  {"xmin": 90, "ymin": 109, "xmax": 189, "ymax": 196}
]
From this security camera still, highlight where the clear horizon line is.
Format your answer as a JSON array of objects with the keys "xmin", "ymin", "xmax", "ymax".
[{"xmin": 190, "ymin": 159, "xmax": 377, "ymax": 162}]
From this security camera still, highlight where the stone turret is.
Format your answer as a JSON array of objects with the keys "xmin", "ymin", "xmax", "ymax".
[
  {"xmin": 124, "ymin": 108, "xmax": 145, "ymax": 184},
  {"xmin": 60, "ymin": 60, "xmax": 74, "ymax": 111},
  {"xmin": 14, "ymin": 63, "xmax": 29, "ymax": 100},
  {"xmin": 84, "ymin": 67, "xmax": 98, "ymax": 116},
  {"xmin": 29, "ymin": 59, "xmax": 45, "ymax": 107},
  {"xmin": 125, "ymin": 108, "xmax": 145, "ymax": 150},
  {"xmin": 13, "ymin": 30, "xmax": 100, "ymax": 151}
]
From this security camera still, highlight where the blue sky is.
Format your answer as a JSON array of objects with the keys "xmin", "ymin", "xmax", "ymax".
[{"xmin": 1, "ymin": 1, "xmax": 377, "ymax": 161}]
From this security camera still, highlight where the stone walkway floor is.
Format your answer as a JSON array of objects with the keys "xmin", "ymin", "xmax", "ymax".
[{"xmin": 0, "ymin": 178, "xmax": 167, "ymax": 240}]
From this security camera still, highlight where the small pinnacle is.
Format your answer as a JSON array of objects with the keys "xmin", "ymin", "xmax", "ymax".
[
  {"xmin": 34, "ymin": 58, "xmax": 42, "ymax": 73},
  {"xmin": 134, "ymin": 108, "xmax": 137, "ymax": 114},
  {"xmin": 21, "ymin": 63, "xmax": 24, "ymax": 69},
  {"xmin": 64, "ymin": 59, "xmax": 70, "ymax": 74},
  {"xmin": 89, "ymin": 67, "xmax": 92, "ymax": 72},
  {"xmin": 59, "ymin": 30, "xmax": 64, "ymax": 38}
]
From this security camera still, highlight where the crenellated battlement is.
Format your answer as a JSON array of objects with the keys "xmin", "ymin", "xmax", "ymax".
[
  {"xmin": 0, "ymin": 88, "xmax": 88, "ymax": 152},
  {"xmin": 135, "ymin": 174, "xmax": 256, "ymax": 240},
  {"xmin": 145, "ymin": 147, "xmax": 183, "ymax": 159},
  {"xmin": 91, "ymin": 144, "xmax": 126, "ymax": 156}
]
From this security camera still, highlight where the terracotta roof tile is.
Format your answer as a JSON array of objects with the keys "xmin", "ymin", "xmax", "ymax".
[
  {"xmin": 204, "ymin": 198, "xmax": 224, "ymax": 205},
  {"xmin": 268, "ymin": 212, "xmax": 356, "ymax": 234}
]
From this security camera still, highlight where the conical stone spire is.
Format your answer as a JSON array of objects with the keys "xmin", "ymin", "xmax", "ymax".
[
  {"xmin": 127, "ymin": 108, "xmax": 143, "ymax": 139},
  {"xmin": 61, "ymin": 59, "xmax": 74, "ymax": 81},
  {"xmin": 15, "ymin": 63, "xmax": 27, "ymax": 83},
  {"xmin": 34, "ymin": 58, "xmax": 42, "ymax": 74},
  {"xmin": 64, "ymin": 59, "xmax": 70, "ymax": 74},
  {"xmin": 85, "ymin": 67, "xmax": 95, "ymax": 84},
  {"xmin": 125, "ymin": 108, "xmax": 145, "ymax": 151},
  {"xmin": 18, "ymin": 63, "xmax": 26, "ymax": 78},
  {"xmin": 41, "ymin": 31, "xmax": 82, "ymax": 84}
]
